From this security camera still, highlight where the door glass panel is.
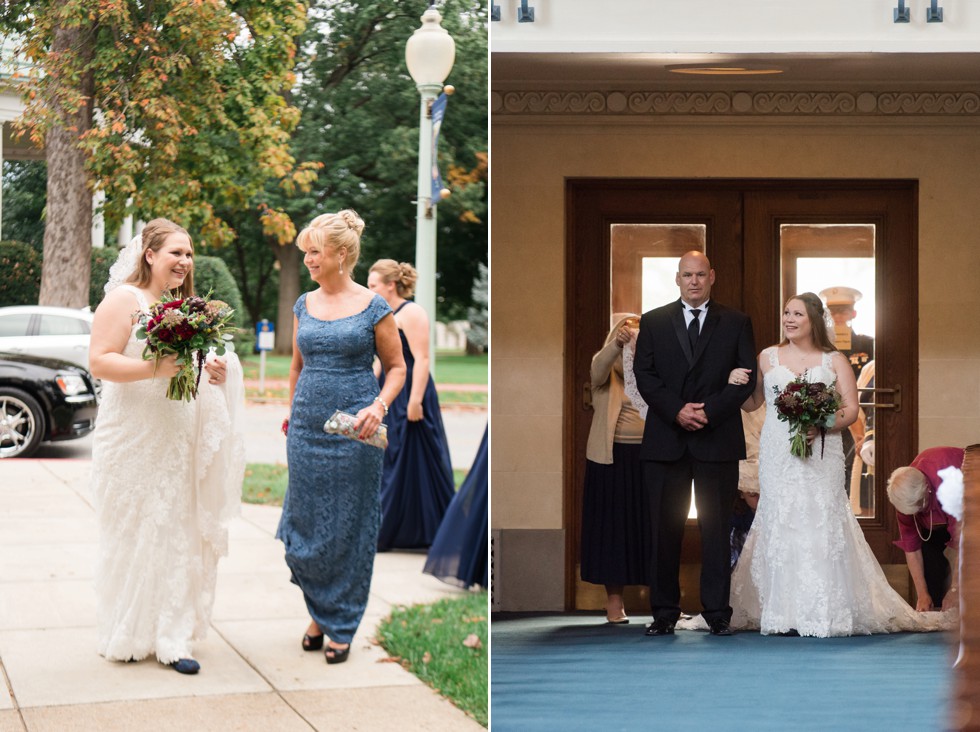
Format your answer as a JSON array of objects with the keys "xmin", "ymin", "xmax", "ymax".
[
  {"xmin": 610, "ymin": 224, "xmax": 706, "ymax": 316},
  {"xmin": 780, "ymin": 223, "xmax": 876, "ymax": 518},
  {"xmin": 610, "ymin": 223, "xmax": 707, "ymax": 518}
]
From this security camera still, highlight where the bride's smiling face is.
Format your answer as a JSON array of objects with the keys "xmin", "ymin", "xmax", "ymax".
[
  {"xmin": 146, "ymin": 232, "xmax": 193, "ymax": 290},
  {"xmin": 782, "ymin": 298, "xmax": 812, "ymax": 342}
]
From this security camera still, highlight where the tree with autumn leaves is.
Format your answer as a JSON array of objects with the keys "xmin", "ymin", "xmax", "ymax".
[
  {"xmin": 212, "ymin": 0, "xmax": 488, "ymax": 352},
  {"xmin": 0, "ymin": 1, "xmax": 314, "ymax": 307},
  {"xmin": 1, "ymin": 0, "xmax": 488, "ymax": 352}
]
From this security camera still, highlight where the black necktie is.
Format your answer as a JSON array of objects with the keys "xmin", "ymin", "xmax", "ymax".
[{"xmin": 688, "ymin": 308, "xmax": 701, "ymax": 350}]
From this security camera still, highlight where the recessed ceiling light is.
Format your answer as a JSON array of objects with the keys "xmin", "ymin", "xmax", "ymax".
[{"xmin": 666, "ymin": 64, "xmax": 785, "ymax": 76}]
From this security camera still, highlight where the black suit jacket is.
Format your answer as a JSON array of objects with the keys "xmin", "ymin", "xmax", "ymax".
[{"xmin": 632, "ymin": 299, "xmax": 757, "ymax": 462}]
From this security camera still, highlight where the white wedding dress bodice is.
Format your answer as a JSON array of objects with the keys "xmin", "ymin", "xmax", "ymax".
[
  {"xmin": 728, "ymin": 347, "xmax": 953, "ymax": 636},
  {"xmin": 91, "ymin": 285, "xmax": 245, "ymax": 663}
]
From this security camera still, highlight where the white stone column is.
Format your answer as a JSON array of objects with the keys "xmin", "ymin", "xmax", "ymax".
[
  {"xmin": 0, "ymin": 94, "xmax": 29, "ymax": 241},
  {"xmin": 117, "ymin": 198, "xmax": 134, "ymax": 248},
  {"xmin": 0, "ymin": 126, "xmax": 4, "ymax": 241},
  {"xmin": 91, "ymin": 189, "xmax": 105, "ymax": 248}
]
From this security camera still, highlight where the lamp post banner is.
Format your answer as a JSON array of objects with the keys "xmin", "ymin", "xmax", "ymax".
[{"xmin": 430, "ymin": 92, "xmax": 448, "ymax": 203}]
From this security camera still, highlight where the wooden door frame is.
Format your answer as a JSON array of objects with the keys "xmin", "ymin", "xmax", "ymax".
[
  {"xmin": 742, "ymin": 182, "xmax": 918, "ymax": 562},
  {"xmin": 564, "ymin": 178, "xmax": 918, "ymax": 610}
]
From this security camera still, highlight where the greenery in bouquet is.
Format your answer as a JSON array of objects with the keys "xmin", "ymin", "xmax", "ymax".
[
  {"xmin": 136, "ymin": 290, "xmax": 236, "ymax": 401},
  {"xmin": 772, "ymin": 374, "xmax": 843, "ymax": 459}
]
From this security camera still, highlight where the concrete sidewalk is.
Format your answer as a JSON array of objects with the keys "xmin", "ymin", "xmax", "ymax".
[
  {"xmin": 30, "ymin": 403, "xmax": 488, "ymax": 474},
  {"xmin": 0, "ymin": 460, "xmax": 484, "ymax": 731}
]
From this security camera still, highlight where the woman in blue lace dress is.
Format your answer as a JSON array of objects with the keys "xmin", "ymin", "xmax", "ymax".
[
  {"xmin": 278, "ymin": 211, "xmax": 405, "ymax": 665},
  {"xmin": 367, "ymin": 260, "xmax": 455, "ymax": 551}
]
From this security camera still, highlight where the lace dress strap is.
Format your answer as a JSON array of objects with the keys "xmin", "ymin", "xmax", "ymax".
[
  {"xmin": 115, "ymin": 284, "xmax": 150, "ymax": 312},
  {"xmin": 767, "ymin": 347, "xmax": 779, "ymax": 369},
  {"xmin": 822, "ymin": 350, "xmax": 834, "ymax": 371}
]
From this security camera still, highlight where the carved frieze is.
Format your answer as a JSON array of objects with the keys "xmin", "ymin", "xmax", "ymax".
[{"xmin": 491, "ymin": 90, "xmax": 980, "ymax": 116}]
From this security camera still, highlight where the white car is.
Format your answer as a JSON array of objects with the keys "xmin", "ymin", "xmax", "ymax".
[{"xmin": 0, "ymin": 305, "xmax": 94, "ymax": 370}]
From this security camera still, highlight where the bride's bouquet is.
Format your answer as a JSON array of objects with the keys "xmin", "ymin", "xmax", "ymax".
[
  {"xmin": 772, "ymin": 374, "xmax": 843, "ymax": 459},
  {"xmin": 136, "ymin": 291, "xmax": 236, "ymax": 401}
]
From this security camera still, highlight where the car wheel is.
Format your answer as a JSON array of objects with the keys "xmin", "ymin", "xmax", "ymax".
[{"xmin": 0, "ymin": 387, "xmax": 45, "ymax": 459}]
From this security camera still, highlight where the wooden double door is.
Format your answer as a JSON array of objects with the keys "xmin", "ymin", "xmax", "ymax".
[{"xmin": 565, "ymin": 179, "xmax": 918, "ymax": 610}]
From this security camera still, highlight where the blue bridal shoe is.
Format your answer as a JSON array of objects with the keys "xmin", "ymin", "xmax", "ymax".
[{"xmin": 169, "ymin": 658, "xmax": 201, "ymax": 675}]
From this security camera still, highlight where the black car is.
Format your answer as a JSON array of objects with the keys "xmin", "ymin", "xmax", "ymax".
[{"xmin": 0, "ymin": 351, "xmax": 99, "ymax": 458}]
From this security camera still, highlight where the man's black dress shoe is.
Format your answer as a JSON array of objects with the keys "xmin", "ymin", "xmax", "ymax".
[
  {"xmin": 644, "ymin": 619, "xmax": 676, "ymax": 636},
  {"xmin": 708, "ymin": 619, "xmax": 733, "ymax": 636}
]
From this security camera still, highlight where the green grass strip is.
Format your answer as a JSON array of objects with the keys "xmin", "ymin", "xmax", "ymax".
[
  {"xmin": 243, "ymin": 464, "xmax": 466, "ymax": 507},
  {"xmin": 241, "ymin": 354, "xmax": 293, "ymax": 380},
  {"xmin": 241, "ymin": 350, "xmax": 488, "ymax": 385},
  {"xmin": 433, "ymin": 353, "xmax": 488, "ymax": 385},
  {"xmin": 377, "ymin": 592, "xmax": 489, "ymax": 727},
  {"xmin": 242, "ymin": 463, "xmax": 288, "ymax": 505}
]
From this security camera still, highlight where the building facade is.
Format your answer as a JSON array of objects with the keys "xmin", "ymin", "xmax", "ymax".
[{"xmin": 491, "ymin": 0, "xmax": 980, "ymax": 611}]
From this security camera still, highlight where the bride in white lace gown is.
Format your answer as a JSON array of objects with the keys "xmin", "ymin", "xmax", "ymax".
[
  {"xmin": 724, "ymin": 293, "xmax": 952, "ymax": 636},
  {"xmin": 88, "ymin": 220, "xmax": 245, "ymax": 673}
]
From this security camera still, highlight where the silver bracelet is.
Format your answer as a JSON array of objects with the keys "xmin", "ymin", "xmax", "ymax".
[{"xmin": 373, "ymin": 396, "xmax": 389, "ymax": 416}]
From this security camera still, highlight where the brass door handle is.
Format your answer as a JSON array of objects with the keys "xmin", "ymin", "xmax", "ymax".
[
  {"xmin": 858, "ymin": 384, "xmax": 901, "ymax": 412},
  {"xmin": 583, "ymin": 381, "xmax": 593, "ymax": 410}
]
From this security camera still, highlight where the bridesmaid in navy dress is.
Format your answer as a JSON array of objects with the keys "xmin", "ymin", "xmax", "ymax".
[
  {"xmin": 424, "ymin": 425, "xmax": 488, "ymax": 589},
  {"xmin": 279, "ymin": 211, "xmax": 405, "ymax": 665},
  {"xmin": 367, "ymin": 260, "xmax": 456, "ymax": 551}
]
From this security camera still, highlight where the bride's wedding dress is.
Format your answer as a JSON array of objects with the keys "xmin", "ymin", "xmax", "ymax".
[
  {"xmin": 91, "ymin": 285, "xmax": 245, "ymax": 663},
  {"xmin": 728, "ymin": 347, "xmax": 952, "ymax": 636}
]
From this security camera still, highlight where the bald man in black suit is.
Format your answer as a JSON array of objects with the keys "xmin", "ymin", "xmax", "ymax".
[{"xmin": 632, "ymin": 251, "xmax": 757, "ymax": 637}]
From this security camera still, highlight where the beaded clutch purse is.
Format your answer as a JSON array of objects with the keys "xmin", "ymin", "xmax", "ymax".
[{"xmin": 323, "ymin": 410, "xmax": 388, "ymax": 450}]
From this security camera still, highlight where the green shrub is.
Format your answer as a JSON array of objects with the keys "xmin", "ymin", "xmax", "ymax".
[
  {"xmin": 90, "ymin": 246, "xmax": 120, "ymax": 309},
  {"xmin": 0, "ymin": 240, "xmax": 41, "ymax": 306},
  {"xmin": 194, "ymin": 255, "xmax": 249, "ymax": 354}
]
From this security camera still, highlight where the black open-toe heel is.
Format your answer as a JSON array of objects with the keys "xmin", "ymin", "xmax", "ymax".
[
  {"xmin": 325, "ymin": 644, "xmax": 350, "ymax": 665},
  {"xmin": 302, "ymin": 633, "xmax": 324, "ymax": 651}
]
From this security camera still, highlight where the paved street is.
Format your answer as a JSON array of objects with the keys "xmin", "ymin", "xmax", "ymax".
[{"xmin": 31, "ymin": 402, "xmax": 487, "ymax": 471}]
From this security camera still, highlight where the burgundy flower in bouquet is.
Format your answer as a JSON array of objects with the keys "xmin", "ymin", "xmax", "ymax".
[
  {"xmin": 772, "ymin": 374, "xmax": 843, "ymax": 458},
  {"xmin": 136, "ymin": 291, "xmax": 236, "ymax": 401}
]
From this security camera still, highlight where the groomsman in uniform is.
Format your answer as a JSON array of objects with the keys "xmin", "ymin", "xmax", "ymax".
[{"xmin": 819, "ymin": 286, "xmax": 873, "ymax": 380}]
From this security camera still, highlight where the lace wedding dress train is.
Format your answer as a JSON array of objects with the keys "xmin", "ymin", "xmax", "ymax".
[
  {"xmin": 727, "ymin": 348, "xmax": 952, "ymax": 636},
  {"xmin": 91, "ymin": 285, "xmax": 245, "ymax": 663}
]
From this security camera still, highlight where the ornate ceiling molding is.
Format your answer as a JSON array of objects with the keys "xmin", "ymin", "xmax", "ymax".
[{"xmin": 491, "ymin": 90, "xmax": 980, "ymax": 116}]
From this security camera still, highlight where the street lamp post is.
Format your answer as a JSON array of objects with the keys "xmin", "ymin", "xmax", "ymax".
[{"xmin": 405, "ymin": 2, "xmax": 455, "ymax": 361}]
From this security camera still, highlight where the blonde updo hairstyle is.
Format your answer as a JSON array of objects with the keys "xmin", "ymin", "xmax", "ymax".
[
  {"xmin": 369, "ymin": 259, "xmax": 419, "ymax": 299},
  {"xmin": 886, "ymin": 466, "xmax": 929, "ymax": 515},
  {"xmin": 296, "ymin": 209, "xmax": 365, "ymax": 277},
  {"xmin": 126, "ymin": 218, "xmax": 195, "ymax": 298}
]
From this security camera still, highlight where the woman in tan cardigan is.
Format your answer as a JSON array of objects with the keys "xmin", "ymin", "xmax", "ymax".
[{"xmin": 581, "ymin": 313, "xmax": 650, "ymax": 624}]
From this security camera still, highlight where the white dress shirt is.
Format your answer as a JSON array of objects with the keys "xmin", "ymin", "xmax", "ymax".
[{"xmin": 682, "ymin": 300, "xmax": 710, "ymax": 336}]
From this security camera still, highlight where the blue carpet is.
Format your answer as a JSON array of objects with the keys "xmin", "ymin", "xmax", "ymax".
[{"xmin": 491, "ymin": 615, "xmax": 954, "ymax": 731}]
